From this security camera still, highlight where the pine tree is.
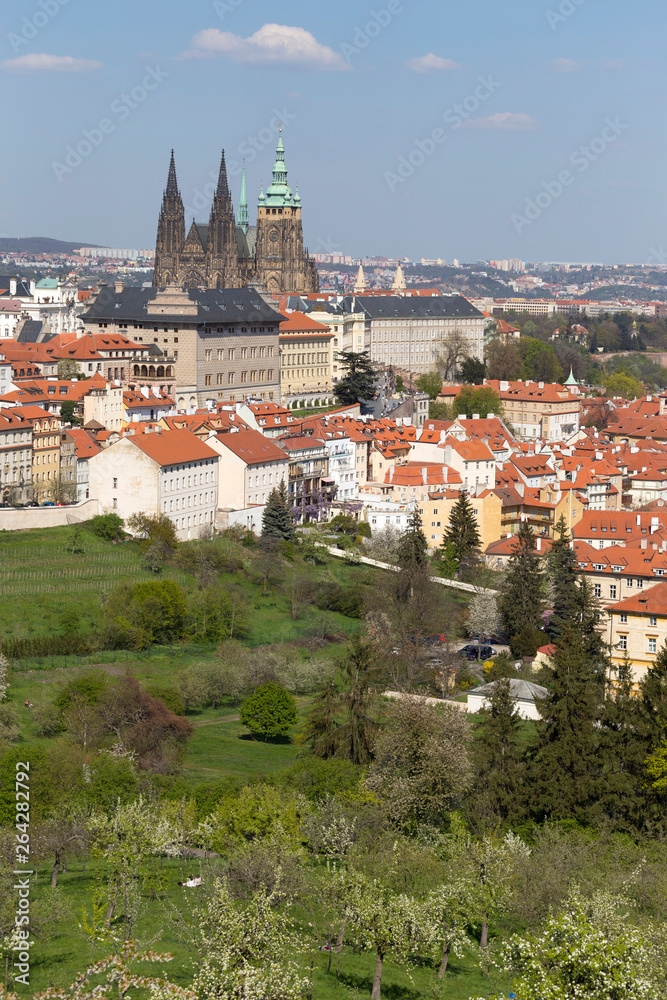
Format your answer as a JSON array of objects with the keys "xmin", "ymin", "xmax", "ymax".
[
  {"xmin": 396, "ymin": 508, "xmax": 428, "ymax": 570},
  {"xmin": 469, "ymin": 677, "xmax": 525, "ymax": 828},
  {"xmin": 530, "ymin": 622, "xmax": 603, "ymax": 823},
  {"xmin": 598, "ymin": 652, "xmax": 648, "ymax": 832},
  {"xmin": 261, "ymin": 479, "xmax": 294, "ymax": 541},
  {"xmin": 303, "ymin": 682, "xmax": 340, "ymax": 759},
  {"xmin": 498, "ymin": 522, "xmax": 546, "ymax": 647},
  {"xmin": 546, "ymin": 516, "xmax": 580, "ymax": 642},
  {"xmin": 443, "ymin": 491, "xmax": 480, "ymax": 578}
]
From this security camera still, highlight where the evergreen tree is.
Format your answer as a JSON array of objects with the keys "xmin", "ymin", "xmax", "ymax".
[
  {"xmin": 303, "ymin": 682, "xmax": 340, "ymax": 759},
  {"xmin": 546, "ymin": 516, "xmax": 581, "ymax": 642},
  {"xmin": 261, "ymin": 479, "xmax": 294, "ymax": 542},
  {"xmin": 468, "ymin": 677, "xmax": 525, "ymax": 829},
  {"xmin": 530, "ymin": 622, "xmax": 603, "ymax": 823},
  {"xmin": 396, "ymin": 508, "xmax": 428, "ymax": 570},
  {"xmin": 499, "ymin": 522, "xmax": 546, "ymax": 651},
  {"xmin": 443, "ymin": 491, "xmax": 480, "ymax": 578},
  {"xmin": 337, "ymin": 634, "xmax": 377, "ymax": 765},
  {"xmin": 598, "ymin": 652, "xmax": 648, "ymax": 832},
  {"xmin": 333, "ymin": 351, "xmax": 377, "ymax": 405}
]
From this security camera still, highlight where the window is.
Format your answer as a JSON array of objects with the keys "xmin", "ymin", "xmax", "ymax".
[
  {"xmin": 617, "ymin": 634, "xmax": 627, "ymax": 651},
  {"xmin": 241, "ymin": 371, "xmax": 248, "ymax": 383},
  {"xmin": 593, "ymin": 584, "xmax": 601, "ymax": 598},
  {"xmin": 228, "ymin": 373, "xmax": 234, "ymax": 384},
  {"xmin": 648, "ymin": 637, "xmax": 657, "ymax": 654},
  {"xmin": 205, "ymin": 350, "xmax": 212, "ymax": 362},
  {"xmin": 609, "ymin": 585, "xmax": 617, "ymax": 599},
  {"xmin": 228, "ymin": 349, "xmax": 235, "ymax": 360},
  {"xmin": 650, "ymin": 615, "xmax": 657, "ymax": 627},
  {"xmin": 620, "ymin": 613, "xmax": 628, "ymax": 624},
  {"xmin": 637, "ymin": 579, "xmax": 644, "ymax": 589},
  {"xmin": 204, "ymin": 374, "xmax": 212, "ymax": 386},
  {"xmin": 113, "ymin": 478, "xmax": 118, "ymax": 489}
]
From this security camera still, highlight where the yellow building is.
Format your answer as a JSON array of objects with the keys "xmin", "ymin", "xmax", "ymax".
[
  {"xmin": 21, "ymin": 407, "xmax": 62, "ymax": 493},
  {"xmin": 418, "ymin": 488, "xmax": 502, "ymax": 552},
  {"xmin": 279, "ymin": 311, "xmax": 334, "ymax": 403},
  {"xmin": 606, "ymin": 582, "xmax": 667, "ymax": 684}
]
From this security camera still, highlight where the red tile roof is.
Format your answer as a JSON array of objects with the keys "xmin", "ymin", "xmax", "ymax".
[
  {"xmin": 607, "ymin": 581, "xmax": 667, "ymax": 615},
  {"xmin": 128, "ymin": 429, "xmax": 218, "ymax": 467},
  {"xmin": 213, "ymin": 428, "xmax": 288, "ymax": 465}
]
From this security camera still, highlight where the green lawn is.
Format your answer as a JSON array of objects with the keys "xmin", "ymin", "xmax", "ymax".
[{"xmin": 21, "ymin": 856, "xmax": 511, "ymax": 999}]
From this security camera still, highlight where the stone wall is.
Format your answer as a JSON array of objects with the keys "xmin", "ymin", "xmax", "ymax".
[{"xmin": 0, "ymin": 498, "xmax": 99, "ymax": 532}]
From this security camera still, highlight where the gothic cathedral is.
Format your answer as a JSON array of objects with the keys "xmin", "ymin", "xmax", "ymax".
[{"xmin": 152, "ymin": 132, "xmax": 319, "ymax": 294}]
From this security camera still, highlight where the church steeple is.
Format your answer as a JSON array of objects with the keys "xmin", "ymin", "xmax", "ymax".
[
  {"xmin": 165, "ymin": 149, "xmax": 180, "ymax": 197},
  {"xmin": 354, "ymin": 264, "xmax": 367, "ymax": 295},
  {"xmin": 216, "ymin": 149, "xmax": 230, "ymax": 199},
  {"xmin": 263, "ymin": 126, "xmax": 294, "ymax": 207},
  {"xmin": 153, "ymin": 150, "xmax": 185, "ymax": 286},
  {"xmin": 208, "ymin": 147, "xmax": 239, "ymax": 288},
  {"xmin": 238, "ymin": 162, "xmax": 249, "ymax": 235}
]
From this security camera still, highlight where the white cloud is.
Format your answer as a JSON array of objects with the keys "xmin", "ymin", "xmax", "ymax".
[
  {"xmin": 1, "ymin": 53, "xmax": 102, "ymax": 73},
  {"xmin": 184, "ymin": 24, "xmax": 348, "ymax": 70},
  {"xmin": 406, "ymin": 53, "xmax": 461, "ymax": 73},
  {"xmin": 464, "ymin": 112, "xmax": 538, "ymax": 131},
  {"xmin": 553, "ymin": 57, "xmax": 582, "ymax": 72}
]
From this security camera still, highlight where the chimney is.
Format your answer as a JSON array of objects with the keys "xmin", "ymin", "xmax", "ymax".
[
  {"xmin": 114, "ymin": 280, "xmax": 124, "ymax": 293},
  {"xmin": 9, "ymin": 278, "xmax": 16, "ymax": 296},
  {"xmin": 472, "ymin": 413, "xmax": 480, "ymax": 420},
  {"xmin": 641, "ymin": 538, "xmax": 647, "ymax": 550},
  {"xmin": 536, "ymin": 537, "xmax": 542, "ymax": 551},
  {"xmin": 538, "ymin": 381, "xmax": 544, "ymax": 389},
  {"xmin": 637, "ymin": 514, "xmax": 641, "ymax": 526}
]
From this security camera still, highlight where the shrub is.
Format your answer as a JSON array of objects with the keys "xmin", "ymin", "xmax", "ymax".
[
  {"xmin": 146, "ymin": 684, "xmax": 186, "ymax": 717},
  {"xmin": 239, "ymin": 682, "xmax": 297, "ymax": 741},
  {"xmin": 357, "ymin": 521, "xmax": 372, "ymax": 539},
  {"xmin": 90, "ymin": 513, "xmax": 124, "ymax": 541}
]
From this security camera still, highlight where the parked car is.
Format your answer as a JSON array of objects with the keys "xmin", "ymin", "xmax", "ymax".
[{"xmin": 458, "ymin": 644, "xmax": 497, "ymax": 661}]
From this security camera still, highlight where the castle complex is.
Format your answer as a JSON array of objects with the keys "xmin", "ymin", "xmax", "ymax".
[{"xmin": 152, "ymin": 132, "xmax": 319, "ymax": 295}]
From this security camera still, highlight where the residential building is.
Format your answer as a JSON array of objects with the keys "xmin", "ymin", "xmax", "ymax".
[
  {"xmin": 205, "ymin": 428, "xmax": 289, "ymax": 509},
  {"xmin": 442, "ymin": 439, "xmax": 497, "ymax": 492},
  {"xmin": 88, "ymin": 427, "xmax": 219, "ymax": 540},
  {"xmin": 439, "ymin": 379, "xmax": 581, "ymax": 441},
  {"xmin": 419, "ymin": 489, "xmax": 502, "ymax": 552},
  {"xmin": 0, "ymin": 409, "xmax": 32, "ymax": 503},
  {"xmin": 19, "ymin": 407, "xmax": 62, "ymax": 493},
  {"xmin": 573, "ymin": 510, "xmax": 667, "ymax": 550},
  {"xmin": 277, "ymin": 436, "xmax": 332, "ymax": 518},
  {"xmin": 64, "ymin": 428, "xmax": 101, "ymax": 501},
  {"xmin": 82, "ymin": 284, "xmax": 282, "ymax": 408},
  {"xmin": 378, "ymin": 463, "xmax": 463, "ymax": 505},
  {"xmin": 606, "ymin": 582, "xmax": 667, "ymax": 684},
  {"xmin": 123, "ymin": 387, "xmax": 175, "ymax": 424},
  {"xmin": 83, "ymin": 382, "xmax": 124, "ymax": 431},
  {"xmin": 279, "ymin": 310, "xmax": 335, "ymax": 406}
]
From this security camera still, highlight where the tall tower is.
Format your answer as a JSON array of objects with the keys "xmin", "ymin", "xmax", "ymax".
[
  {"xmin": 153, "ymin": 151, "xmax": 185, "ymax": 286},
  {"xmin": 208, "ymin": 150, "xmax": 240, "ymax": 288},
  {"xmin": 254, "ymin": 129, "xmax": 319, "ymax": 295}
]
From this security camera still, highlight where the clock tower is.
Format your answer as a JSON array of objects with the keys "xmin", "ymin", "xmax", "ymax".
[{"xmin": 254, "ymin": 128, "xmax": 319, "ymax": 295}]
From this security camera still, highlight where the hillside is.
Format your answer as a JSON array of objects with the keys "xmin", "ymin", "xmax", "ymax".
[{"xmin": 0, "ymin": 237, "xmax": 104, "ymax": 254}]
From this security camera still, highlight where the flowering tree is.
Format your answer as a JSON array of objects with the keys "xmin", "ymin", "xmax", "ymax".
[
  {"xmin": 188, "ymin": 877, "xmax": 308, "ymax": 1000},
  {"xmin": 34, "ymin": 941, "xmax": 194, "ymax": 1000},
  {"xmin": 481, "ymin": 888, "xmax": 659, "ymax": 1000},
  {"xmin": 345, "ymin": 873, "xmax": 430, "ymax": 1000}
]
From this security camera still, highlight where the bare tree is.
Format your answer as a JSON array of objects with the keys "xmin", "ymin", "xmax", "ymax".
[{"xmin": 436, "ymin": 328, "xmax": 469, "ymax": 381}]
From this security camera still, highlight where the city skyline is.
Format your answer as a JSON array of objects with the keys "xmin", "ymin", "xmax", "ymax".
[{"xmin": 1, "ymin": 0, "xmax": 665, "ymax": 265}]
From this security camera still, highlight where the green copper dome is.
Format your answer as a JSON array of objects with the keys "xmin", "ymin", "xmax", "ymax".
[{"xmin": 564, "ymin": 367, "xmax": 579, "ymax": 386}]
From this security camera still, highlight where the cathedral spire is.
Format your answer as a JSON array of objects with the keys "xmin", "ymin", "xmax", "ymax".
[
  {"xmin": 264, "ymin": 127, "xmax": 293, "ymax": 206},
  {"xmin": 216, "ymin": 149, "xmax": 230, "ymax": 199},
  {"xmin": 354, "ymin": 264, "xmax": 367, "ymax": 294},
  {"xmin": 238, "ymin": 162, "xmax": 249, "ymax": 234},
  {"xmin": 165, "ymin": 149, "xmax": 179, "ymax": 198}
]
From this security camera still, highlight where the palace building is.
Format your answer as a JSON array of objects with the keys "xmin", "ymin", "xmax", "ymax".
[{"xmin": 152, "ymin": 131, "xmax": 319, "ymax": 296}]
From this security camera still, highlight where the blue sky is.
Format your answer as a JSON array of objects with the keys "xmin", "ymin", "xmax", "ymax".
[{"xmin": 1, "ymin": 0, "xmax": 665, "ymax": 264}]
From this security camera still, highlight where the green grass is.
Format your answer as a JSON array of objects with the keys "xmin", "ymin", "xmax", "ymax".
[{"xmin": 22, "ymin": 857, "xmax": 511, "ymax": 998}]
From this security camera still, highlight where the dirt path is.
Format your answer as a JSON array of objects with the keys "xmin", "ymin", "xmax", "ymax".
[{"xmin": 193, "ymin": 715, "xmax": 240, "ymax": 728}]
